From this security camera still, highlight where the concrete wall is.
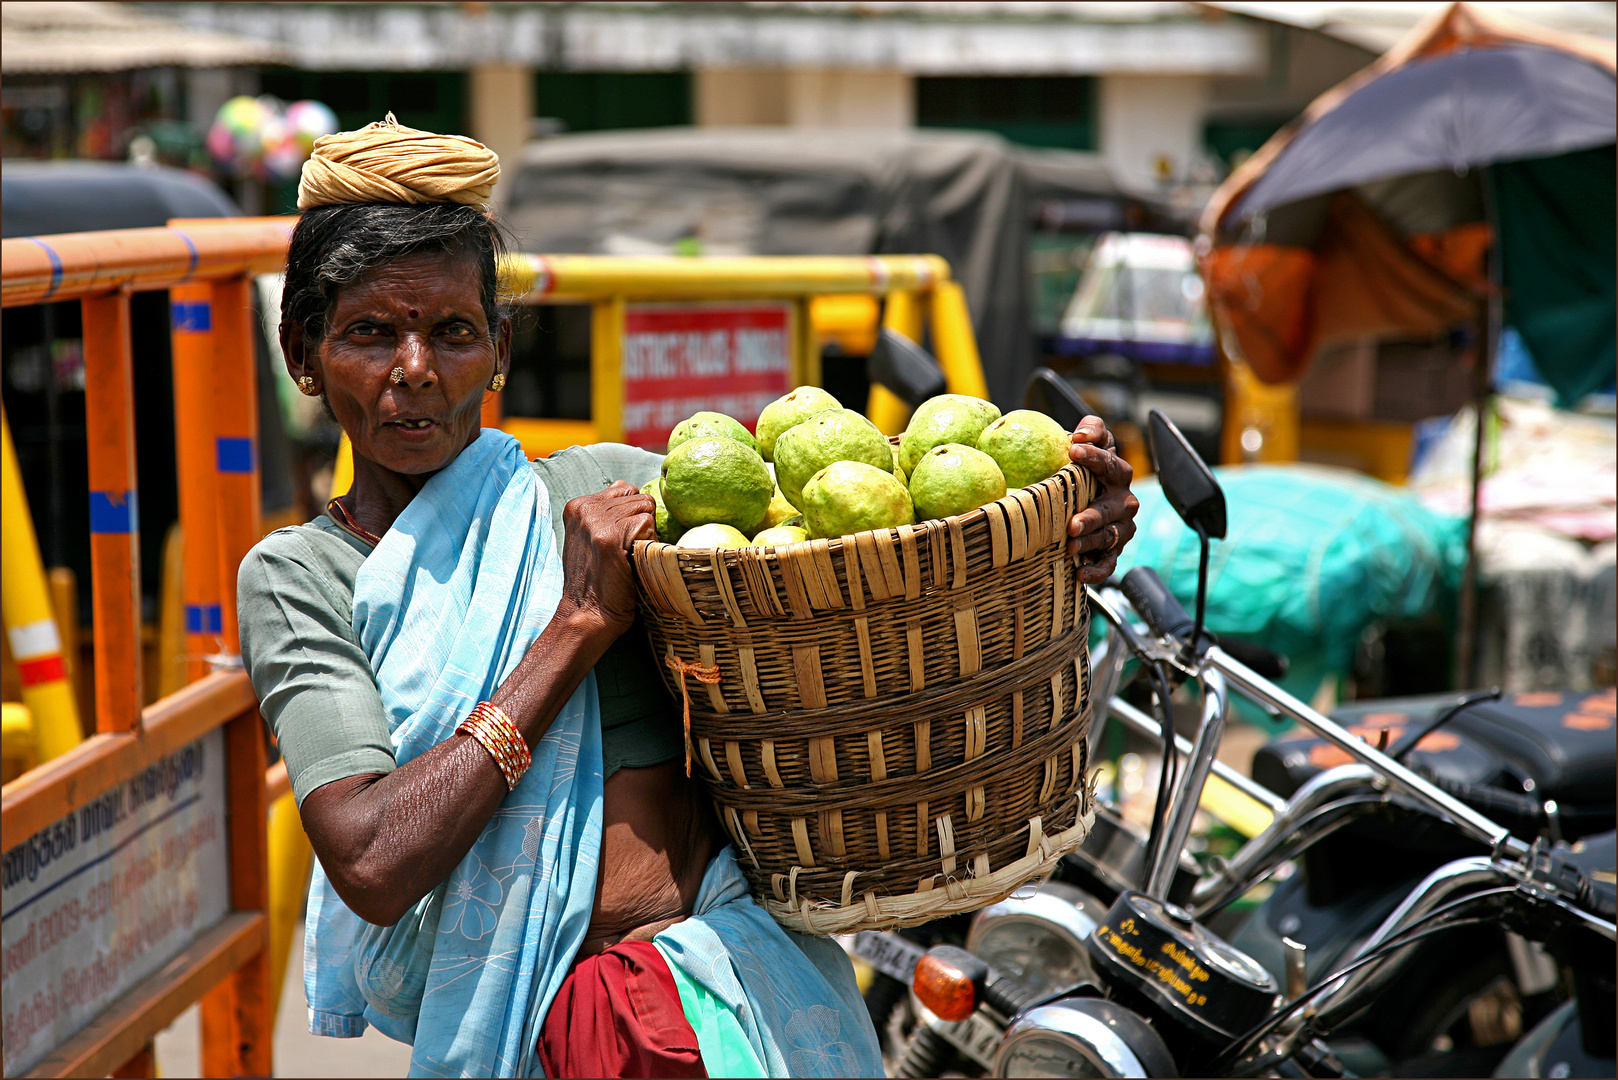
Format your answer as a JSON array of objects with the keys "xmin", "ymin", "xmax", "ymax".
[
  {"xmin": 694, "ymin": 68, "xmax": 788, "ymax": 126},
  {"xmin": 696, "ymin": 68, "xmax": 911, "ymax": 129},
  {"xmin": 1099, "ymin": 73, "xmax": 1209, "ymax": 191},
  {"xmin": 468, "ymin": 63, "xmax": 532, "ymax": 206}
]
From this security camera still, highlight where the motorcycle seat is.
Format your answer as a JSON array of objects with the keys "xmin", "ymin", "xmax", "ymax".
[{"xmin": 1252, "ymin": 688, "xmax": 1616, "ymax": 840}]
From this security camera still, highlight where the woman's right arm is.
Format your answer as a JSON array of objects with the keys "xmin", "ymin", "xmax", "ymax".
[{"xmin": 296, "ymin": 481, "xmax": 653, "ymax": 926}]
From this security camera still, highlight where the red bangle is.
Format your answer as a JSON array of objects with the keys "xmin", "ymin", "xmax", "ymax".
[{"xmin": 457, "ymin": 702, "xmax": 531, "ymax": 791}]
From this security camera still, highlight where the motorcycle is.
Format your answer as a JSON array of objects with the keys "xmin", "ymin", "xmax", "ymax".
[{"xmin": 853, "ymin": 406, "xmax": 1617, "ymax": 1078}]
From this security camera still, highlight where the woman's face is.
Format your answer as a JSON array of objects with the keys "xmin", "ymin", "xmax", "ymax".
[{"xmin": 303, "ymin": 249, "xmax": 509, "ymax": 477}]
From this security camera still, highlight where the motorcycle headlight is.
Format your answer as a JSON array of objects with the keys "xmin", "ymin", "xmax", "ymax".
[
  {"xmin": 966, "ymin": 881, "xmax": 1106, "ymax": 997},
  {"xmin": 994, "ymin": 998, "xmax": 1177, "ymax": 1078}
]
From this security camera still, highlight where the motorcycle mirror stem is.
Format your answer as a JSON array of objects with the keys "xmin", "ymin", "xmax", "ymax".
[{"xmin": 1145, "ymin": 409, "xmax": 1225, "ymax": 660}]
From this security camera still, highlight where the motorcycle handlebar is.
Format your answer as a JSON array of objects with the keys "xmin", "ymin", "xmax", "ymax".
[{"xmin": 1120, "ymin": 567, "xmax": 1194, "ymax": 643}]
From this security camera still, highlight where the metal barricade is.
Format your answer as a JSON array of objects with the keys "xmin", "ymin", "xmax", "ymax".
[{"xmin": 2, "ymin": 219, "xmax": 291, "ymax": 1077}]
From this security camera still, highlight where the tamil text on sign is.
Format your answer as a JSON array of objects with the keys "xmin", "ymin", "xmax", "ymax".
[{"xmin": 2, "ymin": 731, "xmax": 229, "ymax": 1075}]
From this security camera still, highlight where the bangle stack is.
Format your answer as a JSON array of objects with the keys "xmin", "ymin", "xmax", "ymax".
[{"xmin": 457, "ymin": 701, "xmax": 531, "ymax": 791}]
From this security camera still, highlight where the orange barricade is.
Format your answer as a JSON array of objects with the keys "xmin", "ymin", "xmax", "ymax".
[{"xmin": 1, "ymin": 218, "xmax": 294, "ymax": 1077}]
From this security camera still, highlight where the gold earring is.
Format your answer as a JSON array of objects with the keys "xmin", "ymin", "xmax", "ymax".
[
  {"xmin": 489, "ymin": 372, "xmax": 506, "ymax": 392},
  {"xmin": 297, "ymin": 375, "xmax": 318, "ymax": 396},
  {"xmin": 390, "ymin": 367, "xmax": 407, "ymax": 385}
]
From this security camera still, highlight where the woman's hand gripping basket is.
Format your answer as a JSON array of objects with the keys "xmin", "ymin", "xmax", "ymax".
[{"xmin": 632, "ymin": 463, "xmax": 1097, "ymax": 934}]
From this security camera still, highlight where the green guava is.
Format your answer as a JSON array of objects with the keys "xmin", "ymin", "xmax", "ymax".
[
  {"xmin": 977, "ymin": 409, "xmax": 1072, "ymax": 489},
  {"xmin": 772, "ymin": 408, "xmax": 893, "ymax": 510},
  {"xmin": 677, "ymin": 523, "xmax": 752, "ymax": 549},
  {"xmin": 640, "ymin": 477, "xmax": 686, "ymax": 545},
  {"xmin": 801, "ymin": 460, "xmax": 915, "ymax": 539},
  {"xmin": 755, "ymin": 386, "xmax": 841, "ymax": 462},
  {"xmin": 898, "ymin": 394, "xmax": 1002, "ymax": 475},
  {"xmin": 759, "ymin": 488, "xmax": 800, "ymax": 530},
  {"xmin": 752, "ymin": 525, "xmax": 810, "ymax": 546},
  {"xmin": 666, "ymin": 411, "xmax": 758, "ymax": 454},
  {"xmin": 908, "ymin": 442, "xmax": 1007, "ymax": 521},
  {"xmin": 661, "ymin": 436, "xmax": 773, "ymax": 534}
]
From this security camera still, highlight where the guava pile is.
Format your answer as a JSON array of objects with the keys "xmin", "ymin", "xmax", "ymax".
[{"xmin": 654, "ymin": 389, "xmax": 1071, "ymax": 550}]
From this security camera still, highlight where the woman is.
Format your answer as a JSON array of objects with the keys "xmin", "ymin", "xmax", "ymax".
[{"xmin": 240, "ymin": 116, "xmax": 1140, "ymax": 1079}]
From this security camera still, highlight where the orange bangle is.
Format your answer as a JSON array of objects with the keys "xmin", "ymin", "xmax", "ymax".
[{"xmin": 456, "ymin": 702, "xmax": 530, "ymax": 791}]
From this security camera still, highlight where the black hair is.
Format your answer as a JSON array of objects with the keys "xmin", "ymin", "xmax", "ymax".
[{"xmin": 280, "ymin": 201, "xmax": 510, "ymax": 343}]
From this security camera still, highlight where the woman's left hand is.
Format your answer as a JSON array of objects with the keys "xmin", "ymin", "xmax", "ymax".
[
  {"xmin": 1066, "ymin": 415, "xmax": 1139, "ymax": 585},
  {"xmin": 558, "ymin": 481, "xmax": 657, "ymax": 638}
]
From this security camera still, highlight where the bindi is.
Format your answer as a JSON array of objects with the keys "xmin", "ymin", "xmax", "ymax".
[{"xmin": 408, "ymin": 308, "xmax": 420, "ymax": 319}]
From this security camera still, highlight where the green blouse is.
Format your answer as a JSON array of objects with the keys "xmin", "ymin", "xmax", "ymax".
[{"xmin": 238, "ymin": 443, "xmax": 683, "ymax": 806}]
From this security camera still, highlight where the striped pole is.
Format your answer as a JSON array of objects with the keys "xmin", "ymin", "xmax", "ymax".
[
  {"xmin": 170, "ymin": 282, "xmax": 223, "ymax": 683},
  {"xmin": 209, "ymin": 274, "xmax": 261, "ymax": 656},
  {"xmin": 82, "ymin": 289, "xmax": 145, "ymax": 732},
  {"xmin": 0, "ymin": 407, "xmax": 82, "ymax": 759}
]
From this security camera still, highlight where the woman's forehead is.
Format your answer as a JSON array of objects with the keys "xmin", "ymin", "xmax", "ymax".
[{"xmin": 334, "ymin": 250, "xmax": 484, "ymax": 314}]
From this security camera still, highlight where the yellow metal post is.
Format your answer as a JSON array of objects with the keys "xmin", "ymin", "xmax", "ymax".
[
  {"xmin": 0, "ymin": 407, "xmax": 83, "ymax": 761},
  {"xmin": 795, "ymin": 296, "xmax": 821, "ymax": 391},
  {"xmin": 591, "ymin": 297, "xmax": 626, "ymax": 444},
  {"xmin": 1221, "ymin": 355, "xmax": 1299, "ymax": 465},
  {"xmin": 866, "ymin": 290, "xmax": 925, "ymax": 436},
  {"xmin": 266, "ymin": 789, "xmax": 314, "ymax": 1025},
  {"xmin": 928, "ymin": 281, "xmax": 991, "ymax": 400},
  {"xmin": 331, "ymin": 435, "xmax": 354, "ymax": 498},
  {"xmin": 1, "ymin": 701, "xmax": 36, "ymax": 782}
]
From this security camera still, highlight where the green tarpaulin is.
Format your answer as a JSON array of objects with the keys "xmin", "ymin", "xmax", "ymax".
[
  {"xmin": 1113, "ymin": 464, "xmax": 1467, "ymax": 724},
  {"xmin": 1493, "ymin": 146, "xmax": 1618, "ymax": 408}
]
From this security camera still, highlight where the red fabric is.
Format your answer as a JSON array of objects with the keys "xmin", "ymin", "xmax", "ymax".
[{"xmin": 538, "ymin": 939, "xmax": 707, "ymax": 1079}]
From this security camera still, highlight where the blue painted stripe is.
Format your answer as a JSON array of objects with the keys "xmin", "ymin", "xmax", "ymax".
[
  {"xmin": 171, "ymin": 300, "xmax": 211, "ymax": 333},
  {"xmin": 215, "ymin": 437, "xmax": 254, "ymax": 474},
  {"xmin": 88, "ymin": 490, "xmax": 137, "ymax": 534},
  {"xmin": 28, "ymin": 238, "xmax": 63, "ymax": 301},
  {"xmin": 174, "ymin": 230, "xmax": 199, "ymax": 279},
  {"xmin": 184, "ymin": 604, "xmax": 223, "ymax": 635}
]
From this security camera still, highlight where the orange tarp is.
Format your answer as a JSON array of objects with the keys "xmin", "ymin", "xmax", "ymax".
[
  {"xmin": 1198, "ymin": 1, "xmax": 1610, "ymax": 384},
  {"xmin": 1204, "ymin": 194, "xmax": 1486, "ymax": 383}
]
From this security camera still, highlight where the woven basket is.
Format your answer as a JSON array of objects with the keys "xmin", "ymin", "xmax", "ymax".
[{"xmin": 631, "ymin": 461, "xmax": 1097, "ymax": 934}]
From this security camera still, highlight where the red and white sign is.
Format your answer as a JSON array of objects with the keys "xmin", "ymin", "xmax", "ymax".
[{"xmin": 621, "ymin": 302, "xmax": 793, "ymax": 449}]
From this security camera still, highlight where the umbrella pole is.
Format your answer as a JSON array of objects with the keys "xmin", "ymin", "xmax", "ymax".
[{"xmin": 1453, "ymin": 331, "xmax": 1490, "ymax": 689}]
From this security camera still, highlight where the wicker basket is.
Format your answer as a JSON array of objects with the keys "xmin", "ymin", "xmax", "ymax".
[{"xmin": 631, "ymin": 462, "xmax": 1097, "ymax": 934}]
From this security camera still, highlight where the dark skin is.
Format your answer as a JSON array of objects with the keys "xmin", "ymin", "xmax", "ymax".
[{"xmin": 280, "ymin": 249, "xmax": 1137, "ymax": 942}]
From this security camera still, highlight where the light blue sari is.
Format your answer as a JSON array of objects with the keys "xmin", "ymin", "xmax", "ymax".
[
  {"xmin": 300, "ymin": 428, "xmax": 881, "ymax": 1078},
  {"xmin": 303, "ymin": 430, "xmax": 603, "ymax": 1077}
]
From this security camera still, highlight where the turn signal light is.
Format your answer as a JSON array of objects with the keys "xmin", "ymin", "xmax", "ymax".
[{"xmin": 913, "ymin": 945, "xmax": 987, "ymax": 1022}]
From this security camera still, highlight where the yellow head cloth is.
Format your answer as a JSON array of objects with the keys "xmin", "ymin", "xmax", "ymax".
[{"xmin": 297, "ymin": 112, "xmax": 499, "ymax": 212}]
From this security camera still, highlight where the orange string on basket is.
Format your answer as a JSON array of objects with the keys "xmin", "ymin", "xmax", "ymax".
[{"xmin": 666, "ymin": 654, "xmax": 722, "ymax": 776}]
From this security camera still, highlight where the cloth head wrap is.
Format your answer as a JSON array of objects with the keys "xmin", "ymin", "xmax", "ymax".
[{"xmin": 297, "ymin": 112, "xmax": 499, "ymax": 212}]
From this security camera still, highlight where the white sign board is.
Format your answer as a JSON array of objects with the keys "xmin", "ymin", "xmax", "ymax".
[{"xmin": 2, "ymin": 731, "xmax": 229, "ymax": 1076}]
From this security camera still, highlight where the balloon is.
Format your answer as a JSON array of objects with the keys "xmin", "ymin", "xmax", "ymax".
[
  {"xmin": 208, "ymin": 95, "xmax": 337, "ymax": 181},
  {"xmin": 284, "ymin": 100, "xmax": 339, "ymax": 154}
]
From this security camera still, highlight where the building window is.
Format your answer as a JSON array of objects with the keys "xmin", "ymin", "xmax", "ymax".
[
  {"xmin": 257, "ymin": 71, "xmax": 467, "ymax": 140},
  {"xmin": 533, "ymin": 72, "xmax": 692, "ymax": 133},
  {"xmin": 916, "ymin": 76, "xmax": 1096, "ymax": 151}
]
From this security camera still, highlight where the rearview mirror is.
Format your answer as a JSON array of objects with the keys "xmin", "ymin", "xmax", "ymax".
[
  {"xmin": 1023, "ymin": 367, "xmax": 1096, "ymax": 433},
  {"xmin": 868, "ymin": 327, "xmax": 947, "ymax": 407},
  {"xmin": 1146, "ymin": 409, "xmax": 1225, "ymax": 540}
]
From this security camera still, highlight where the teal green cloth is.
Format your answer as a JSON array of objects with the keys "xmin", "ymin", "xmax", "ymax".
[
  {"xmin": 666, "ymin": 958, "xmax": 768, "ymax": 1078},
  {"xmin": 1492, "ymin": 146, "xmax": 1617, "ymax": 408},
  {"xmin": 1113, "ymin": 464, "xmax": 1466, "ymax": 725},
  {"xmin": 239, "ymin": 443, "xmax": 684, "ymax": 804}
]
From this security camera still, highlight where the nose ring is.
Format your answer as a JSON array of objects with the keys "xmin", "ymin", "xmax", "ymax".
[{"xmin": 390, "ymin": 367, "xmax": 407, "ymax": 385}]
